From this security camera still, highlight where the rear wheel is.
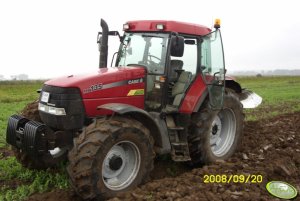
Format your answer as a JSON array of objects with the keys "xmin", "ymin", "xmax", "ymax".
[
  {"xmin": 188, "ymin": 91, "xmax": 244, "ymax": 165},
  {"xmin": 13, "ymin": 100, "xmax": 67, "ymax": 169},
  {"xmin": 67, "ymin": 116, "xmax": 154, "ymax": 200}
]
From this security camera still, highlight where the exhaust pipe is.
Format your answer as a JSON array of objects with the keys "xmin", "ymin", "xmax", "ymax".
[{"xmin": 99, "ymin": 19, "xmax": 109, "ymax": 68}]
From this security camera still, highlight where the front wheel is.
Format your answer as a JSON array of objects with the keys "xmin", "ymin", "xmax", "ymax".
[
  {"xmin": 188, "ymin": 91, "xmax": 244, "ymax": 165},
  {"xmin": 67, "ymin": 116, "xmax": 155, "ymax": 200}
]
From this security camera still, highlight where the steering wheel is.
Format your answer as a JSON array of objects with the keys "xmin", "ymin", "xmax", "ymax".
[
  {"xmin": 146, "ymin": 54, "xmax": 162, "ymax": 73},
  {"xmin": 148, "ymin": 54, "xmax": 161, "ymax": 63}
]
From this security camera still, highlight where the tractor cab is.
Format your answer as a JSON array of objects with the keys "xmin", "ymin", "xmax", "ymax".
[{"xmin": 114, "ymin": 20, "xmax": 226, "ymax": 113}]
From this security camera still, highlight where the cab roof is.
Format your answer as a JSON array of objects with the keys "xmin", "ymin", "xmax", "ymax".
[{"xmin": 125, "ymin": 20, "xmax": 211, "ymax": 36}]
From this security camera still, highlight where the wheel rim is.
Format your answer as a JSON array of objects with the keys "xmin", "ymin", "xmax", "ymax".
[
  {"xmin": 102, "ymin": 141, "xmax": 141, "ymax": 191},
  {"xmin": 210, "ymin": 108, "xmax": 236, "ymax": 157}
]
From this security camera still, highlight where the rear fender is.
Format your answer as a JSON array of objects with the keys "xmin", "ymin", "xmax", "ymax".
[
  {"xmin": 181, "ymin": 76, "xmax": 246, "ymax": 113},
  {"xmin": 193, "ymin": 79, "xmax": 262, "ymax": 111},
  {"xmin": 97, "ymin": 103, "xmax": 170, "ymax": 153},
  {"xmin": 225, "ymin": 79, "xmax": 242, "ymax": 93},
  {"xmin": 179, "ymin": 75, "xmax": 207, "ymax": 113}
]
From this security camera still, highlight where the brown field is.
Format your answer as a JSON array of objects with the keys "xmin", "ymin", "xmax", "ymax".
[{"xmin": 24, "ymin": 111, "xmax": 300, "ymax": 201}]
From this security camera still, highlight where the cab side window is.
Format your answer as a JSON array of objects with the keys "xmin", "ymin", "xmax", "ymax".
[{"xmin": 171, "ymin": 38, "xmax": 197, "ymax": 76}]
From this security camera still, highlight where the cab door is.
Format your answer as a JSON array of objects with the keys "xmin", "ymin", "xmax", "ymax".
[{"xmin": 201, "ymin": 30, "xmax": 225, "ymax": 109}]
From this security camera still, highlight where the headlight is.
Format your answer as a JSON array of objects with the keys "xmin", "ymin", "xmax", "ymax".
[{"xmin": 38, "ymin": 103, "xmax": 66, "ymax": 116}]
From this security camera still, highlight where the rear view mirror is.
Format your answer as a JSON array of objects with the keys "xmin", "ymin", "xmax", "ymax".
[{"xmin": 170, "ymin": 36, "xmax": 184, "ymax": 57}]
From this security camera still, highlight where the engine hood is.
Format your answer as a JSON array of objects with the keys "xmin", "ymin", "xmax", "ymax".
[{"xmin": 45, "ymin": 66, "xmax": 146, "ymax": 99}]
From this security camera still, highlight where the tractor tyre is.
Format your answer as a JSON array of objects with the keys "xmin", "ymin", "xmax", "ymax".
[
  {"xmin": 188, "ymin": 91, "xmax": 244, "ymax": 166},
  {"xmin": 67, "ymin": 116, "xmax": 155, "ymax": 200},
  {"xmin": 12, "ymin": 100, "xmax": 67, "ymax": 169}
]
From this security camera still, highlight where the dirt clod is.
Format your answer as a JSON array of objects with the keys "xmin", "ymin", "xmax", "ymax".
[{"xmin": 20, "ymin": 100, "xmax": 41, "ymax": 122}]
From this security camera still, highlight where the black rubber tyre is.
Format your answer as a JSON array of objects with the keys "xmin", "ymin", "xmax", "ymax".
[
  {"xmin": 188, "ymin": 91, "xmax": 244, "ymax": 166},
  {"xmin": 12, "ymin": 100, "xmax": 67, "ymax": 170},
  {"xmin": 67, "ymin": 116, "xmax": 155, "ymax": 200}
]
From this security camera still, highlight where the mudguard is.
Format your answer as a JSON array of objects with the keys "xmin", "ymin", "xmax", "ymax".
[
  {"xmin": 97, "ymin": 103, "xmax": 171, "ymax": 153},
  {"xmin": 97, "ymin": 103, "xmax": 149, "ymax": 116}
]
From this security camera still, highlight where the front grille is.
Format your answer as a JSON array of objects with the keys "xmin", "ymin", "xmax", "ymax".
[{"xmin": 39, "ymin": 85, "xmax": 85, "ymax": 130}]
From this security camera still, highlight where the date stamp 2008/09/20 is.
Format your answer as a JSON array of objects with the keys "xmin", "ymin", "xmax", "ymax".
[{"xmin": 203, "ymin": 174, "xmax": 263, "ymax": 184}]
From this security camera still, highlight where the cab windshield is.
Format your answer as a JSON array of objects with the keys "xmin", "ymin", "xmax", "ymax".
[{"xmin": 116, "ymin": 33, "xmax": 169, "ymax": 74}]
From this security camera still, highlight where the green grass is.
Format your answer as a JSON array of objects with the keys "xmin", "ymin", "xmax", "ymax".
[
  {"xmin": 0, "ymin": 157, "xmax": 68, "ymax": 201},
  {"xmin": 0, "ymin": 77, "xmax": 299, "ymax": 200},
  {"xmin": 236, "ymin": 76, "xmax": 300, "ymax": 104},
  {"xmin": 0, "ymin": 80, "xmax": 44, "ymax": 103},
  {"xmin": 235, "ymin": 76, "xmax": 300, "ymax": 120}
]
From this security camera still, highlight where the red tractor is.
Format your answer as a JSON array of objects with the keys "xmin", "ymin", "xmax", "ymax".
[{"xmin": 6, "ymin": 19, "xmax": 261, "ymax": 200}]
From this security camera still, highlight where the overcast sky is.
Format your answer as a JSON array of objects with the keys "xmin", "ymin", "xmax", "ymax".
[{"xmin": 0, "ymin": 0, "xmax": 299, "ymax": 79}]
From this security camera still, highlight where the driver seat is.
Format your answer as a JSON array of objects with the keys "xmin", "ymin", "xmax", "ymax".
[
  {"xmin": 165, "ymin": 71, "xmax": 192, "ymax": 113},
  {"xmin": 169, "ymin": 60, "xmax": 184, "ymax": 82}
]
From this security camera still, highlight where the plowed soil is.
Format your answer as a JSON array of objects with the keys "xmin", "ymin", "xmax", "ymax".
[
  {"xmin": 20, "ymin": 100, "xmax": 41, "ymax": 122},
  {"xmin": 26, "ymin": 112, "xmax": 300, "ymax": 201}
]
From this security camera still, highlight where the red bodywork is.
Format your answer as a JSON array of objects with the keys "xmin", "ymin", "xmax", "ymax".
[
  {"xmin": 45, "ymin": 67, "xmax": 145, "ymax": 117},
  {"xmin": 125, "ymin": 20, "xmax": 211, "ymax": 35},
  {"xmin": 179, "ymin": 75, "xmax": 207, "ymax": 113},
  {"xmin": 44, "ymin": 66, "xmax": 209, "ymax": 116}
]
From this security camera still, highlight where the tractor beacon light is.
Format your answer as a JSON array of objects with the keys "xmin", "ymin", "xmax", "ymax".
[{"xmin": 214, "ymin": 18, "xmax": 221, "ymax": 29}]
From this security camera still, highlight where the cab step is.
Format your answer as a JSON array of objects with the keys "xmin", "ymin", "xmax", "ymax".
[{"xmin": 166, "ymin": 115, "xmax": 191, "ymax": 161}]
